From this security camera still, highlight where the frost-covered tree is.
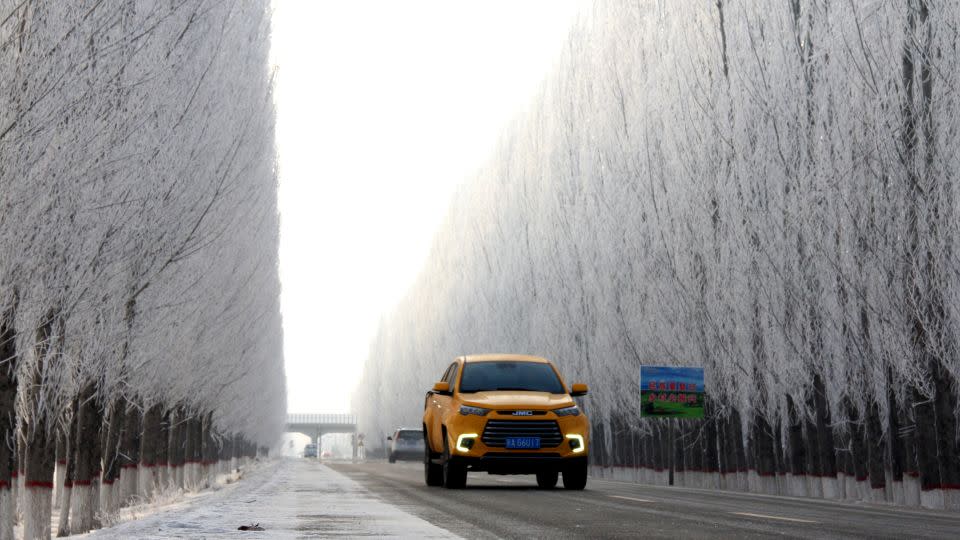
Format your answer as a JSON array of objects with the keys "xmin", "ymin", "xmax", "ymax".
[
  {"xmin": 355, "ymin": 0, "xmax": 960, "ymax": 511},
  {"xmin": 0, "ymin": 1, "xmax": 284, "ymax": 537}
]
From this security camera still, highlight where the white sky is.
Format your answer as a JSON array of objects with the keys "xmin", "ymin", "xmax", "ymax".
[{"xmin": 271, "ymin": 1, "xmax": 583, "ymax": 414}]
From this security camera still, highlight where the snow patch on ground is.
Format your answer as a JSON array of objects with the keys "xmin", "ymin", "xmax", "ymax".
[
  {"xmin": 81, "ymin": 459, "xmax": 459, "ymax": 539},
  {"xmin": 13, "ymin": 464, "xmax": 253, "ymax": 539}
]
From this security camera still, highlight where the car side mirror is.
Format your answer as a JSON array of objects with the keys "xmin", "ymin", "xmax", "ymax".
[
  {"xmin": 570, "ymin": 383, "xmax": 588, "ymax": 397},
  {"xmin": 386, "ymin": 436, "xmax": 392, "ymax": 441},
  {"xmin": 432, "ymin": 381, "xmax": 451, "ymax": 395}
]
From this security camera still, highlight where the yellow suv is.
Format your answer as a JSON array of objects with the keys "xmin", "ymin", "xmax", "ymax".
[{"xmin": 422, "ymin": 354, "xmax": 589, "ymax": 489}]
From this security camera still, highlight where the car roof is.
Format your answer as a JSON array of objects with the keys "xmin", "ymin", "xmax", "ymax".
[{"xmin": 459, "ymin": 354, "xmax": 550, "ymax": 364}]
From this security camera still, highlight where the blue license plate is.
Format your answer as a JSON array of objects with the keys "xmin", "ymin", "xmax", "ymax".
[{"xmin": 505, "ymin": 437, "xmax": 540, "ymax": 449}]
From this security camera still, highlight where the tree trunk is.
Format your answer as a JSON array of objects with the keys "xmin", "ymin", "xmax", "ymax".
[
  {"xmin": 119, "ymin": 401, "xmax": 140, "ymax": 505},
  {"xmin": 847, "ymin": 402, "xmax": 868, "ymax": 500},
  {"xmin": 53, "ymin": 428, "xmax": 66, "ymax": 511},
  {"xmin": 786, "ymin": 397, "xmax": 807, "ymax": 496},
  {"xmin": 168, "ymin": 409, "xmax": 184, "ymax": 489},
  {"xmin": 865, "ymin": 401, "xmax": 886, "ymax": 500},
  {"xmin": 807, "ymin": 373, "xmax": 838, "ymax": 498},
  {"xmin": 100, "ymin": 398, "xmax": 125, "ymax": 515},
  {"xmin": 138, "ymin": 404, "xmax": 162, "ymax": 498},
  {"xmin": 201, "ymin": 412, "xmax": 214, "ymax": 488},
  {"xmin": 750, "ymin": 414, "xmax": 776, "ymax": 494},
  {"xmin": 23, "ymin": 313, "xmax": 58, "ymax": 539},
  {"xmin": 69, "ymin": 382, "xmax": 102, "ymax": 534},
  {"xmin": 56, "ymin": 399, "xmax": 78, "ymax": 537},
  {"xmin": 183, "ymin": 415, "xmax": 197, "ymax": 490},
  {"xmin": 0, "ymin": 305, "xmax": 18, "ymax": 540},
  {"xmin": 703, "ymin": 413, "xmax": 718, "ymax": 489},
  {"xmin": 156, "ymin": 410, "xmax": 170, "ymax": 490}
]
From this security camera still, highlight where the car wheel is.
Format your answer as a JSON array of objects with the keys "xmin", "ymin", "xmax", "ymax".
[
  {"xmin": 388, "ymin": 452, "xmax": 396, "ymax": 464},
  {"xmin": 424, "ymin": 435, "xmax": 443, "ymax": 487},
  {"xmin": 562, "ymin": 462, "xmax": 588, "ymax": 490},
  {"xmin": 536, "ymin": 471, "xmax": 558, "ymax": 489},
  {"xmin": 442, "ymin": 434, "xmax": 467, "ymax": 489}
]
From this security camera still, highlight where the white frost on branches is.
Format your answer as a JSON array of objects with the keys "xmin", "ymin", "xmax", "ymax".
[
  {"xmin": 0, "ymin": 0, "xmax": 284, "ymax": 446},
  {"xmin": 354, "ymin": 0, "xmax": 960, "ymax": 459}
]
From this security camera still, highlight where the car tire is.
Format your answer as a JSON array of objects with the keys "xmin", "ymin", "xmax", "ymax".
[
  {"xmin": 424, "ymin": 436, "xmax": 443, "ymax": 487},
  {"xmin": 442, "ymin": 435, "xmax": 467, "ymax": 489},
  {"xmin": 536, "ymin": 471, "xmax": 558, "ymax": 489},
  {"xmin": 388, "ymin": 452, "xmax": 396, "ymax": 464},
  {"xmin": 562, "ymin": 462, "xmax": 588, "ymax": 490}
]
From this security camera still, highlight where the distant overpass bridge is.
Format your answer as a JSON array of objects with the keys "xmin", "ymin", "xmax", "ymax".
[{"xmin": 285, "ymin": 413, "xmax": 359, "ymax": 457}]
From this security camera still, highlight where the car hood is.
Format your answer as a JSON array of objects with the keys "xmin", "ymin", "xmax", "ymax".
[{"xmin": 459, "ymin": 391, "xmax": 574, "ymax": 410}]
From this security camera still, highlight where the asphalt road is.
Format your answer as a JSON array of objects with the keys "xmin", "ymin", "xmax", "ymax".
[{"xmin": 328, "ymin": 461, "xmax": 960, "ymax": 539}]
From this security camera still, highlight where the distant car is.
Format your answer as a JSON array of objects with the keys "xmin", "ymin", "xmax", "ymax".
[
  {"xmin": 303, "ymin": 443, "xmax": 318, "ymax": 458},
  {"xmin": 387, "ymin": 428, "xmax": 425, "ymax": 463}
]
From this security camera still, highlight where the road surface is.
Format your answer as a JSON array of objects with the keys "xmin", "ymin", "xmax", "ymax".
[{"xmin": 330, "ymin": 461, "xmax": 960, "ymax": 539}]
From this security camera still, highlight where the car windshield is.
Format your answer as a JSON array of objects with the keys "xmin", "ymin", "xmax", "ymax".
[
  {"xmin": 397, "ymin": 430, "xmax": 421, "ymax": 441},
  {"xmin": 458, "ymin": 361, "xmax": 565, "ymax": 394}
]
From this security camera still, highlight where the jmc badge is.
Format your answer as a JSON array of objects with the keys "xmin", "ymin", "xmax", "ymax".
[{"xmin": 640, "ymin": 366, "xmax": 705, "ymax": 419}]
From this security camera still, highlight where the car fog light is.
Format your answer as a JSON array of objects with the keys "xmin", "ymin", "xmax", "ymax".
[
  {"xmin": 566, "ymin": 434, "xmax": 585, "ymax": 453},
  {"xmin": 457, "ymin": 433, "xmax": 478, "ymax": 452}
]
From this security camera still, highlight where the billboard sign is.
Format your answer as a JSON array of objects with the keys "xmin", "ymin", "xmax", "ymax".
[{"xmin": 640, "ymin": 365, "xmax": 705, "ymax": 419}]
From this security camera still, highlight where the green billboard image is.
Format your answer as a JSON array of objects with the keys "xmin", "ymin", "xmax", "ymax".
[{"xmin": 640, "ymin": 366, "xmax": 705, "ymax": 419}]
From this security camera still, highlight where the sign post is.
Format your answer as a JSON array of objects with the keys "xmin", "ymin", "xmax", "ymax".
[{"xmin": 640, "ymin": 366, "xmax": 705, "ymax": 419}]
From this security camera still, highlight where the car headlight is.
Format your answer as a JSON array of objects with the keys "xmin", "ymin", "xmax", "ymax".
[
  {"xmin": 554, "ymin": 405, "xmax": 580, "ymax": 417},
  {"xmin": 459, "ymin": 405, "xmax": 490, "ymax": 416}
]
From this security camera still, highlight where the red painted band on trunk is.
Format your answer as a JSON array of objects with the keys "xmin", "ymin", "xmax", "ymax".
[
  {"xmin": 10, "ymin": 471, "xmax": 17, "ymax": 478},
  {"xmin": 25, "ymin": 481, "xmax": 54, "ymax": 489},
  {"xmin": 121, "ymin": 464, "xmax": 139, "ymax": 469},
  {"xmin": 0, "ymin": 481, "xmax": 8, "ymax": 488},
  {"xmin": 57, "ymin": 460, "xmax": 67, "ymax": 465},
  {"xmin": 63, "ymin": 481, "xmax": 73, "ymax": 488},
  {"xmin": 855, "ymin": 475, "xmax": 868, "ymax": 482},
  {"xmin": 101, "ymin": 479, "xmax": 115, "ymax": 485},
  {"xmin": 906, "ymin": 471, "xmax": 920, "ymax": 478},
  {"xmin": 754, "ymin": 471, "xmax": 778, "ymax": 477},
  {"xmin": 921, "ymin": 483, "xmax": 960, "ymax": 491},
  {"xmin": 140, "ymin": 463, "xmax": 156, "ymax": 468},
  {"xmin": 784, "ymin": 473, "xmax": 839, "ymax": 478}
]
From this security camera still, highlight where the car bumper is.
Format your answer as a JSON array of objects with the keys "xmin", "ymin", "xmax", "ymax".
[
  {"xmin": 451, "ymin": 453, "xmax": 587, "ymax": 474},
  {"xmin": 390, "ymin": 449, "xmax": 423, "ymax": 461},
  {"xmin": 442, "ymin": 412, "xmax": 590, "ymax": 467}
]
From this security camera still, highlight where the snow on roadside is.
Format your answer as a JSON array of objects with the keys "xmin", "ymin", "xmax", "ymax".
[
  {"xmin": 81, "ymin": 459, "xmax": 460, "ymax": 539},
  {"xmin": 13, "ymin": 464, "xmax": 254, "ymax": 539}
]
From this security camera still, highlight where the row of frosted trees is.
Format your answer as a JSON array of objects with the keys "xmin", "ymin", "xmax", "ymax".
[
  {"xmin": 355, "ymin": 0, "xmax": 960, "ymax": 511},
  {"xmin": 0, "ymin": 1, "xmax": 284, "ymax": 537}
]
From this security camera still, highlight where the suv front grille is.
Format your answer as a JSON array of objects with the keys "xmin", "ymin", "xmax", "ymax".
[{"xmin": 481, "ymin": 420, "xmax": 563, "ymax": 448}]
